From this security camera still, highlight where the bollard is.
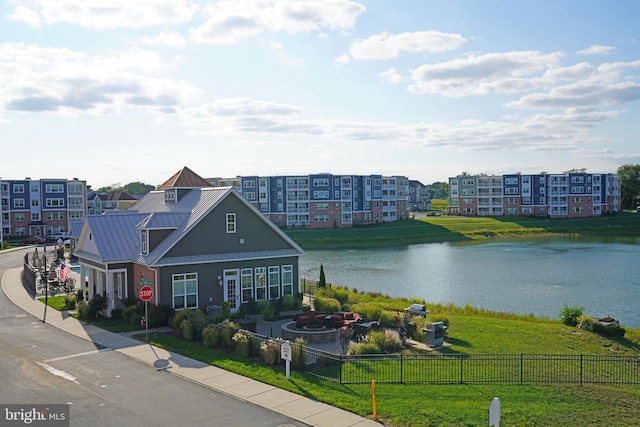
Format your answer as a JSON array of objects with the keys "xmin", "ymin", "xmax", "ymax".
[{"xmin": 371, "ymin": 380, "xmax": 377, "ymax": 420}]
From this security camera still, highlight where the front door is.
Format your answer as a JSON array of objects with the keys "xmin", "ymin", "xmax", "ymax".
[{"xmin": 223, "ymin": 270, "xmax": 240, "ymax": 313}]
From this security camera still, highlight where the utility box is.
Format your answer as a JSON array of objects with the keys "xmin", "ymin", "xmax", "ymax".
[{"xmin": 424, "ymin": 321, "xmax": 447, "ymax": 347}]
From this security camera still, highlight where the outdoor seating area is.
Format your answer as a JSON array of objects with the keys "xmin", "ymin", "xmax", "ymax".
[{"xmin": 293, "ymin": 310, "xmax": 363, "ymax": 330}]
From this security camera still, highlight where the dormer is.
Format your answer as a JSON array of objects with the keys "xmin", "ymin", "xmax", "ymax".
[{"xmin": 164, "ymin": 188, "xmax": 177, "ymax": 204}]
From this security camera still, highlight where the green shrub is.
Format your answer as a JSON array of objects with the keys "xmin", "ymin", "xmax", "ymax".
[
  {"xmin": 75, "ymin": 288, "xmax": 84, "ymax": 303},
  {"xmin": 593, "ymin": 322, "xmax": 626, "ymax": 337},
  {"xmin": 181, "ymin": 318, "xmax": 196, "ymax": 341},
  {"xmin": 110, "ymin": 308, "xmax": 123, "ymax": 319},
  {"xmin": 378, "ymin": 310, "xmax": 398, "ymax": 326},
  {"xmin": 348, "ymin": 330, "xmax": 401, "ymax": 354},
  {"xmin": 146, "ymin": 304, "xmax": 169, "ymax": 327},
  {"xmin": 244, "ymin": 297, "xmax": 258, "ymax": 315},
  {"xmin": 76, "ymin": 300, "xmax": 94, "ymax": 319},
  {"xmin": 64, "ymin": 294, "xmax": 77, "ymax": 310},
  {"xmin": 124, "ymin": 304, "xmax": 141, "ymax": 321},
  {"xmin": 257, "ymin": 299, "xmax": 270, "ymax": 314},
  {"xmin": 350, "ymin": 303, "xmax": 382, "ymax": 321},
  {"xmin": 202, "ymin": 325, "xmax": 224, "ymax": 348},
  {"xmin": 171, "ymin": 309, "xmax": 208, "ymax": 340},
  {"xmin": 131, "ymin": 314, "xmax": 143, "ymax": 327},
  {"xmin": 313, "ymin": 296, "xmax": 341, "ymax": 314},
  {"xmin": 559, "ymin": 304, "xmax": 583, "ymax": 326},
  {"xmin": 291, "ymin": 338, "xmax": 306, "ymax": 370},
  {"xmin": 281, "ymin": 294, "xmax": 297, "ymax": 311},
  {"xmin": 577, "ymin": 315, "xmax": 594, "ymax": 331},
  {"xmin": 221, "ymin": 320, "xmax": 239, "ymax": 349},
  {"xmin": 221, "ymin": 301, "xmax": 231, "ymax": 318}
]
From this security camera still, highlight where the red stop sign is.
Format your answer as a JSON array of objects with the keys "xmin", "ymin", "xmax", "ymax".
[{"xmin": 139, "ymin": 285, "xmax": 153, "ymax": 301}]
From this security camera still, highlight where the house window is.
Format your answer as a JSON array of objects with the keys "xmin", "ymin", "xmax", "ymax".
[
  {"xmin": 226, "ymin": 213, "xmax": 236, "ymax": 233},
  {"xmin": 282, "ymin": 265, "xmax": 293, "ymax": 296},
  {"xmin": 268, "ymin": 266, "xmax": 280, "ymax": 299},
  {"xmin": 15, "ymin": 213, "xmax": 25, "ymax": 221},
  {"xmin": 45, "ymin": 184, "xmax": 64, "ymax": 193},
  {"xmin": 13, "ymin": 184, "xmax": 25, "ymax": 193},
  {"xmin": 241, "ymin": 268, "xmax": 253, "ymax": 303},
  {"xmin": 243, "ymin": 192, "xmax": 255, "ymax": 200},
  {"xmin": 14, "ymin": 198, "xmax": 25, "ymax": 208},
  {"xmin": 31, "ymin": 199, "xmax": 39, "ymax": 207},
  {"xmin": 255, "ymin": 267, "xmax": 266, "ymax": 300},
  {"xmin": 46, "ymin": 198, "xmax": 65, "ymax": 207},
  {"xmin": 31, "ymin": 213, "xmax": 40, "ymax": 221},
  {"xmin": 165, "ymin": 190, "xmax": 176, "ymax": 203},
  {"xmin": 172, "ymin": 273, "xmax": 198, "ymax": 310},
  {"xmin": 114, "ymin": 272, "xmax": 125, "ymax": 299},
  {"xmin": 141, "ymin": 230, "xmax": 148, "ymax": 254}
]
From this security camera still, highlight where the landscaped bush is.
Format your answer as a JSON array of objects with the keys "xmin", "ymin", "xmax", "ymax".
[
  {"xmin": 378, "ymin": 310, "xmax": 398, "ymax": 326},
  {"xmin": 76, "ymin": 300, "xmax": 94, "ymax": 319},
  {"xmin": 88, "ymin": 292, "xmax": 109, "ymax": 317},
  {"xmin": 181, "ymin": 318, "xmax": 197, "ymax": 341},
  {"xmin": 110, "ymin": 308, "xmax": 123, "ymax": 319},
  {"xmin": 319, "ymin": 286, "xmax": 350, "ymax": 306},
  {"xmin": 123, "ymin": 304, "xmax": 141, "ymax": 322},
  {"xmin": 593, "ymin": 322, "xmax": 626, "ymax": 337},
  {"xmin": 313, "ymin": 295, "xmax": 341, "ymax": 313},
  {"xmin": 280, "ymin": 294, "xmax": 297, "ymax": 311},
  {"xmin": 233, "ymin": 331, "xmax": 252, "ymax": 357},
  {"xmin": 291, "ymin": 337, "xmax": 306, "ymax": 369},
  {"xmin": 221, "ymin": 320, "xmax": 239, "ymax": 349},
  {"xmin": 577, "ymin": 315, "xmax": 594, "ymax": 331},
  {"xmin": 260, "ymin": 338, "xmax": 282, "ymax": 365},
  {"xmin": 348, "ymin": 330, "xmax": 402, "ymax": 354},
  {"xmin": 202, "ymin": 325, "xmax": 223, "ymax": 348},
  {"xmin": 171, "ymin": 309, "xmax": 208, "ymax": 340},
  {"xmin": 349, "ymin": 303, "xmax": 382, "ymax": 321},
  {"xmin": 146, "ymin": 304, "xmax": 169, "ymax": 327},
  {"xmin": 64, "ymin": 293, "xmax": 76, "ymax": 310},
  {"xmin": 559, "ymin": 304, "xmax": 583, "ymax": 326}
]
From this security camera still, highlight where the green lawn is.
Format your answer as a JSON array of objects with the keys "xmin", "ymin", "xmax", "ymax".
[
  {"xmin": 37, "ymin": 295, "xmax": 71, "ymax": 311},
  {"xmin": 284, "ymin": 212, "xmax": 640, "ymax": 249}
]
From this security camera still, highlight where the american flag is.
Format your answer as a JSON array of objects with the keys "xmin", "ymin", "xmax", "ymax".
[{"xmin": 60, "ymin": 264, "xmax": 71, "ymax": 281}]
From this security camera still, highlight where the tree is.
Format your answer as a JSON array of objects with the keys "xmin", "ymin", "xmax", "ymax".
[
  {"xmin": 318, "ymin": 263, "xmax": 326, "ymax": 288},
  {"xmin": 123, "ymin": 181, "xmax": 155, "ymax": 196},
  {"xmin": 617, "ymin": 164, "xmax": 640, "ymax": 210}
]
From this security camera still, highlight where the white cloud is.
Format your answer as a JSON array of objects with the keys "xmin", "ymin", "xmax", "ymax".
[
  {"xmin": 177, "ymin": 96, "xmax": 615, "ymax": 153},
  {"xmin": 576, "ymin": 45, "xmax": 616, "ymax": 55},
  {"xmin": 143, "ymin": 31, "xmax": 187, "ymax": 48},
  {"xmin": 408, "ymin": 51, "xmax": 564, "ymax": 97},
  {"xmin": 189, "ymin": 0, "xmax": 365, "ymax": 45},
  {"xmin": 8, "ymin": 0, "xmax": 198, "ymax": 29},
  {"xmin": 335, "ymin": 54, "xmax": 350, "ymax": 65},
  {"xmin": 508, "ymin": 60, "xmax": 640, "ymax": 110},
  {"xmin": 7, "ymin": 5, "xmax": 41, "ymax": 27},
  {"xmin": 350, "ymin": 30, "xmax": 467, "ymax": 60},
  {"xmin": 379, "ymin": 68, "xmax": 402, "ymax": 84},
  {"xmin": 0, "ymin": 43, "xmax": 201, "ymax": 116},
  {"xmin": 261, "ymin": 40, "xmax": 284, "ymax": 49}
]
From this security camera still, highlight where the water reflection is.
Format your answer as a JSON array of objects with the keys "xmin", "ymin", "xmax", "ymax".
[{"xmin": 299, "ymin": 236, "xmax": 640, "ymax": 328}]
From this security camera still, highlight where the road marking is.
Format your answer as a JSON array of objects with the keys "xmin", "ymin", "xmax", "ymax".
[
  {"xmin": 44, "ymin": 348, "xmax": 113, "ymax": 362},
  {"xmin": 36, "ymin": 362, "xmax": 79, "ymax": 384}
]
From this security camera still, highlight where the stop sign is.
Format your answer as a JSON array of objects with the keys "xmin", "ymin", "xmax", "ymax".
[{"xmin": 139, "ymin": 285, "xmax": 153, "ymax": 301}]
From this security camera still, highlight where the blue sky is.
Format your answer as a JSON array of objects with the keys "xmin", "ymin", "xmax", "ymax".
[{"xmin": 1, "ymin": 1, "xmax": 639, "ymax": 189}]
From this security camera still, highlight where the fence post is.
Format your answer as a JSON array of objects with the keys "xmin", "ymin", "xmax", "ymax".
[
  {"xmin": 400, "ymin": 353, "xmax": 403, "ymax": 383},
  {"xmin": 460, "ymin": 353, "xmax": 463, "ymax": 384},
  {"xmin": 520, "ymin": 353, "xmax": 523, "ymax": 385},
  {"xmin": 580, "ymin": 354, "xmax": 583, "ymax": 386},
  {"xmin": 339, "ymin": 354, "xmax": 343, "ymax": 384}
]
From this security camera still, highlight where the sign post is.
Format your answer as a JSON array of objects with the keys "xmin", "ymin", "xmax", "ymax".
[
  {"xmin": 280, "ymin": 340, "xmax": 292, "ymax": 380},
  {"xmin": 489, "ymin": 397, "xmax": 500, "ymax": 427},
  {"xmin": 139, "ymin": 283, "xmax": 153, "ymax": 340}
]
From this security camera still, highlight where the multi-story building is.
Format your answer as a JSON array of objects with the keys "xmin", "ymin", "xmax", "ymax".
[
  {"xmin": 87, "ymin": 191, "xmax": 138, "ymax": 215},
  {"xmin": 207, "ymin": 173, "xmax": 411, "ymax": 228},
  {"xmin": 0, "ymin": 177, "xmax": 87, "ymax": 237},
  {"xmin": 448, "ymin": 172, "xmax": 620, "ymax": 218},
  {"xmin": 408, "ymin": 180, "xmax": 432, "ymax": 211}
]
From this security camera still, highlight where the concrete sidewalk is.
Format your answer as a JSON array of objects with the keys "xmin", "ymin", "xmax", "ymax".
[{"xmin": 1, "ymin": 267, "xmax": 382, "ymax": 427}]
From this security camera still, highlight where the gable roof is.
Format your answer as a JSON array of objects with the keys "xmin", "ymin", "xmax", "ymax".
[
  {"xmin": 107, "ymin": 191, "xmax": 137, "ymax": 201},
  {"xmin": 158, "ymin": 166, "xmax": 213, "ymax": 189}
]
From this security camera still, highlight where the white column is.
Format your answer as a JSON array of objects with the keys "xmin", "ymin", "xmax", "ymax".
[{"xmin": 106, "ymin": 273, "xmax": 115, "ymax": 316}]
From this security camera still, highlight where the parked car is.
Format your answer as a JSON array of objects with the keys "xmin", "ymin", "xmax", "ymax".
[
  {"xmin": 20, "ymin": 236, "xmax": 46, "ymax": 245},
  {"xmin": 46, "ymin": 232, "xmax": 68, "ymax": 242}
]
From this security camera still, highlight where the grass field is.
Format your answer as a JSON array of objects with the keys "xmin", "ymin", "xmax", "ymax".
[{"xmin": 284, "ymin": 212, "xmax": 640, "ymax": 249}]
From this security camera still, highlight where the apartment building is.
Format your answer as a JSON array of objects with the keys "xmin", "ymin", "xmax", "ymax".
[
  {"xmin": 408, "ymin": 180, "xmax": 432, "ymax": 211},
  {"xmin": 0, "ymin": 177, "xmax": 87, "ymax": 237},
  {"xmin": 208, "ymin": 174, "xmax": 410, "ymax": 228},
  {"xmin": 448, "ymin": 172, "xmax": 620, "ymax": 218}
]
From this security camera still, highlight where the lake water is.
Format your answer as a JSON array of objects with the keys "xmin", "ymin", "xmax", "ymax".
[{"xmin": 299, "ymin": 236, "xmax": 640, "ymax": 328}]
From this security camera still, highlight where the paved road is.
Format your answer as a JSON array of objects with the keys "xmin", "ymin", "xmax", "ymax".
[{"xmin": 1, "ymin": 247, "xmax": 309, "ymax": 427}]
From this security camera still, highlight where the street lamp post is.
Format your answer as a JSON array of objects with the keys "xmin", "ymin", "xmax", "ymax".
[{"xmin": 41, "ymin": 246, "xmax": 48, "ymax": 323}]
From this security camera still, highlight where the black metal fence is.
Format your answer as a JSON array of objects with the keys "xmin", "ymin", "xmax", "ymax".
[{"xmin": 239, "ymin": 327, "xmax": 639, "ymax": 386}]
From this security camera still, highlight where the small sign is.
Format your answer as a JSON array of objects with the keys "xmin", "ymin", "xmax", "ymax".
[
  {"xmin": 280, "ymin": 341, "xmax": 292, "ymax": 362},
  {"xmin": 139, "ymin": 285, "xmax": 153, "ymax": 302},
  {"xmin": 489, "ymin": 397, "xmax": 500, "ymax": 427}
]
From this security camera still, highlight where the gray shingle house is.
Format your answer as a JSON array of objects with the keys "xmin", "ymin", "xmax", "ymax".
[{"xmin": 74, "ymin": 167, "xmax": 305, "ymax": 316}]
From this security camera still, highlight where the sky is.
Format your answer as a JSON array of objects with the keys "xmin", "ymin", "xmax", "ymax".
[{"xmin": 1, "ymin": 1, "xmax": 639, "ymax": 189}]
